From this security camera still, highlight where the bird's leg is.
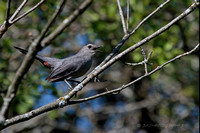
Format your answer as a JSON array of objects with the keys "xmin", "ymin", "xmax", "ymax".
[
  {"xmin": 64, "ymin": 79, "xmax": 73, "ymax": 90},
  {"xmin": 65, "ymin": 79, "xmax": 80, "ymax": 97},
  {"xmin": 58, "ymin": 80, "xmax": 72, "ymax": 104},
  {"xmin": 94, "ymin": 76, "xmax": 100, "ymax": 82}
]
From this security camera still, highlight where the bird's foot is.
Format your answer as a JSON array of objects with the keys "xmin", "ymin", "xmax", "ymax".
[{"xmin": 64, "ymin": 79, "xmax": 74, "ymax": 90}]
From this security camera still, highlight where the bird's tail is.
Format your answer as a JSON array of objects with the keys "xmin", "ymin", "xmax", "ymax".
[
  {"xmin": 14, "ymin": 46, "xmax": 28, "ymax": 55},
  {"xmin": 14, "ymin": 46, "xmax": 52, "ymax": 69},
  {"xmin": 14, "ymin": 46, "xmax": 40, "ymax": 59}
]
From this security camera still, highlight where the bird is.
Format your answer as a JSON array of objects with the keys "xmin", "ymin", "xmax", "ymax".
[{"xmin": 14, "ymin": 44, "xmax": 102, "ymax": 88}]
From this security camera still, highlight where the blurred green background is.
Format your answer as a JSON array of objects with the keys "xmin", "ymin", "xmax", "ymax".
[{"xmin": 0, "ymin": 0, "xmax": 199, "ymax": 132}]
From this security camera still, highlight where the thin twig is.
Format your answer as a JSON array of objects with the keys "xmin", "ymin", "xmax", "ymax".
[
  {"xmin": 117, "ymin": 0, "xmax": 128, "ymax": 34},
  {"xmin": 9, "ymin": 0, "xmax": 28, "ymax": 22},
  {"xmin": 122, "ymin": 50, "xmax": 152, "ymax": 67},
  {"xmin": 9, "ymin": 0, "xmax": 46, "ymax": 24},
  {"xmin": 123, "ymin": 60, "xmax": 146, "ymax": 66},
  {"xmin": 126, "ymin": 0, "xmax": 130, "ymax": 31},
  {"xmin": 140, "ymin": 46, "xmax": 148, "ymax": 74},
  {"xmin": 6, "ymin": 0, "xmax": 12, "ymax": 23},
  {"xmin": 0, "ymin": 0, "xmax": 44, "ymax": 38},
  {"xmin": 147, "ymin": 51, "xmax": 153, "ymax": 61},
  {"xmin": 130, "ymin": 0, "xmax": 170, "ymax": 35}
]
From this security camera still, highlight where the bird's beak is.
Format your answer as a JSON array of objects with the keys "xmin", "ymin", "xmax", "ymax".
[
  {"xmin": 94, "ymin": 45, "xmax": 103, "ymax": 52},
  {"xmin": 95, "ymin": 45, "xmax": 103, "ymax": 49}
]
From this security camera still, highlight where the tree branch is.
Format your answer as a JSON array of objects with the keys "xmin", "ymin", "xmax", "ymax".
[
  {"xmin": 9, "ymin": 0, "xmax": 46, "ymax": 24},
  {"xmin": 130, "ymin": 0, "xmax": 170, "ymax": 35},
  {"xmin": 9, "ymin": 0, "xmax": 29, "ymax": 23},
  {"xmin": 0, "ymin": 0, "xmax": 45, "ymax": 39},
  {"xmin": 117, "ymin": 0, "xmax": 128, "ymax": 34},
  {"xmin": 126, "ymin": 0, "xmax": 130, "ymax": 31},
  {"xmin": 140, "ymin": 47, "xmax": 148, "ymax": 74},
  {"xmin": 5, "ymin": 0, "xmax": 11, "ymax": 23},
  {"xmin": 121, "ymin": 50, "xmax": 152, "ymax": 67}
]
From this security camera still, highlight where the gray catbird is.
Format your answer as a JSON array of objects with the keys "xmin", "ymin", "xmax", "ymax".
[{"xmin": 14, "ymin": 44, "xmax": 102, "ymax": 87}]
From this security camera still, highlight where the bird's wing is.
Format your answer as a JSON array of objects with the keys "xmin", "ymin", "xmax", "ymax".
[{"xmin": 46, "ymin": 57, "xmax": 82, "ymax": 82}]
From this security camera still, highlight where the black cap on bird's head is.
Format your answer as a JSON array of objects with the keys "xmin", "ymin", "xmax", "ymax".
[{"xmin": 79, "ymin": 44, "xmax": 102, "ymax": 55}]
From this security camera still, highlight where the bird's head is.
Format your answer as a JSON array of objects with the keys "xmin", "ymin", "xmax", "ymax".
[{"xmin": 79, "ymin": 44, "xmax": 102, "ymax": 55}]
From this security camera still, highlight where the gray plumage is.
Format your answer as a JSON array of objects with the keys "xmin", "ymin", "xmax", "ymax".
[{"xmin": 14, "ymin": 44, "xmax": 101, "ymax": 83}]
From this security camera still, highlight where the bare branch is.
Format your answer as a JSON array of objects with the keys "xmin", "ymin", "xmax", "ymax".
[
  {"xmin": 6, "ymin": 0, "xmax": 12, "ymax": 23},
  {"xmin": 9, "ymin": 0, "xmax": 46, "ymax": 24},
  {"xmin": 117, "ymin": 0, "xmax": 128, "ymax": 34},
  {"xmin": 140, "ymin": 46, "xmax": 148, "ymax": 74},
  {"xmin": 122, "ymin": 50, "xmax": 152, "ymax": 67},
  {"xmin": 9, "ymin": 0, "xmax": 28, "ymax": 22},
  {"xmin": 123, "ymin": 60, "xmax": 146, "ymax": 66},
  {"xmin": 126, "ymin": 0, "xmax": 130, "ymax": 31},
  {"xmin": 147, "ymin": 51, "xmax": 153, "ymax": 61},
  {"xmin": 0, "ymin": 0, "xmax": 44, "ymax": 38},
  {"xmin": 130, "ymin": 0, "xmax": 170, "ymax": 35}
]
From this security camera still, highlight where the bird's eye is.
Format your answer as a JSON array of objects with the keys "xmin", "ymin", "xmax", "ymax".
[{"xmin": 88, "ymin": 45, "xmax": 92, "ymax": 49}]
